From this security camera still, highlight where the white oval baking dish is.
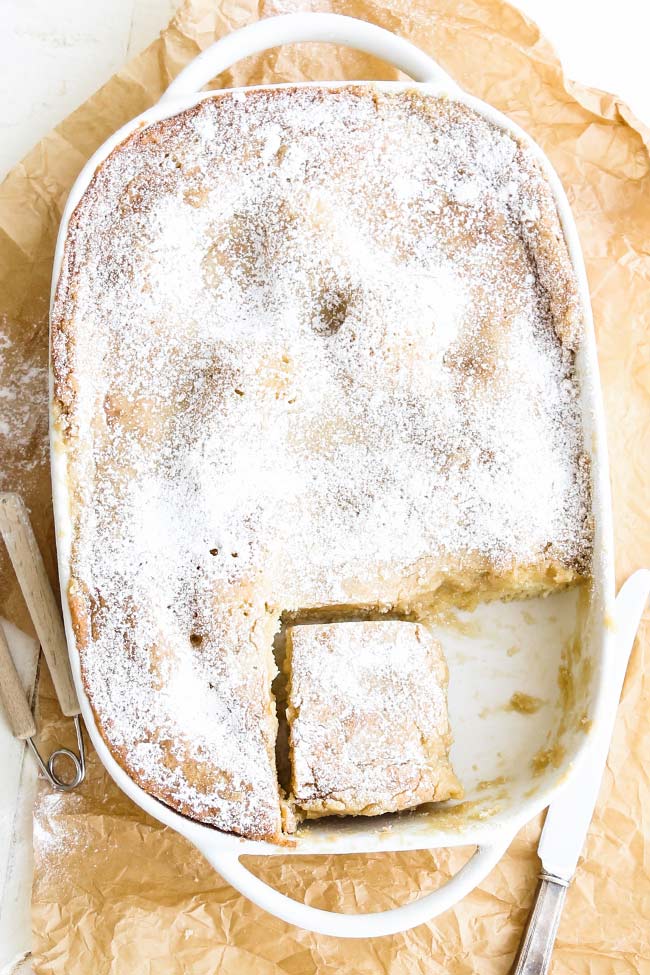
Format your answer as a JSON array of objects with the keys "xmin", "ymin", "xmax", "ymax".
[{"xmin": 50, "ymin": 13, "xmax": 618, "ymax": 938}]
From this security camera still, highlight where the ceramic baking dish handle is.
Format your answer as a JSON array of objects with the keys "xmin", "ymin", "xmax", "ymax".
[
  {"xmin": 160, "ymin": 13, "xmax": 456, "ymax": 102},
  {"xmin": 204, "ymin": 835, "xmax": 511, "ymax": 938}
]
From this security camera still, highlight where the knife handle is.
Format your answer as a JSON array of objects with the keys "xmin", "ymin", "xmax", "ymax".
[{"xmin": 511, "ymin": 873, "xmax": 568, "ymax": 975}]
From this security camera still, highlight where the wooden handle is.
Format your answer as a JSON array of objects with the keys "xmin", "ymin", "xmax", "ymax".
[
  {"xmin": 511, "ymin": 875, "xmax": 568, "ymax": 975},
  {"xmin": 0, "ymin": 493, "xmax": 79, "ymax": 716},
  {"xmin": 0, "ymin": 622, "xmax": 36, "ymax": 739}
]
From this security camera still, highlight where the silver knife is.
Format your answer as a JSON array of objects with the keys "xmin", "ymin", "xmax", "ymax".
[{"xmin": 512, "ymin": 569, "xmax": 650, "ymax": 975}]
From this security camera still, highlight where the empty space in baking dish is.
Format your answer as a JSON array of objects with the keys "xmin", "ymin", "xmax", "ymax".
[{"xmin": 288, "ymin": 584, "xmax": 591, "ymax": 848}]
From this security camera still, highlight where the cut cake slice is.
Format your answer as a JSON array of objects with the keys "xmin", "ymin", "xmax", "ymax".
[{"xmin": 285, "ymin": 620, "xmax": 462, "ymax": 824}]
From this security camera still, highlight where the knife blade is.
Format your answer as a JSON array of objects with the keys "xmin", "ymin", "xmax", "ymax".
[
  {"xmin": 512, "ymin": 569, "xmax": 650, "ymax": 975},
  {"xmin": 538, "ymin": 568, "xmax": 650, "ymax": 881}
]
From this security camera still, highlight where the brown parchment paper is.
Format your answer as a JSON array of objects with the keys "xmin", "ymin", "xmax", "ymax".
[{"xmin": 0, "ymin": 0, "xmax": 649, "ymax": 971}]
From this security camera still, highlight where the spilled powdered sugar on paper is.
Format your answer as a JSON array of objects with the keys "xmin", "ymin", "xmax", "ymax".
[
  {"xmin": 51, "ymin": 88, "xmax": 591, "ymax": 839},
  {"xmin": 0, "ymin": 313, "xmax": 49, "ymax": 485},
  {"xmin": 32, "ymin": 792, "xmax": 86, "ymax": 885}
]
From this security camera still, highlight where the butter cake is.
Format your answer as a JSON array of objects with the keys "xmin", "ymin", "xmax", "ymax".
[
  {"xmin": 51, "ymin": 86, "xmax": 592, "ymax": 843},
  {"xmin": 285, "ymin": 621, "xmax": 462, "ymax": 821}
]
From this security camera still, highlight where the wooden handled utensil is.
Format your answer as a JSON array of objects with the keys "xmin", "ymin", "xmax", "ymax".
[{"xmin": 0, "ymin": 492, "xmax": 85, "ymax": 790}]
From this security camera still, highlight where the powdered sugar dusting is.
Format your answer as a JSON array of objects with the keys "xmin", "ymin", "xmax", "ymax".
[
  {"xmin": 287, "ymin": 621, "xmax": 460, "ymax": 817},
  {"xmin": 51, "ymin": 87, "xmax": 591, "ymax": 839}
]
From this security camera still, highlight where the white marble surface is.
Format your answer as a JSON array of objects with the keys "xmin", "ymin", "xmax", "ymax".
[
  {"xmin": 0, "ymin": 0, "xmax": 647, "ymax": 971},
  {"xmin": 0, "ymin": 622, "xmax": 39, "ymax": 975}
]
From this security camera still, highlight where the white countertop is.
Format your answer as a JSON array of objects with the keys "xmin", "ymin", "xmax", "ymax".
[
  {"xmin": 0, "ymin": 623, "xmax": 39, "ymax": 975},
  {"xmin": 0, "ymin": 0, "xmax": 648, "ymax": 970}
]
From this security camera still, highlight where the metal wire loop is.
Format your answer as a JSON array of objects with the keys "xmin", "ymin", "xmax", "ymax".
[{"xmin": 27, "ymin": 713, "xmax": 86, "ymax": 792}]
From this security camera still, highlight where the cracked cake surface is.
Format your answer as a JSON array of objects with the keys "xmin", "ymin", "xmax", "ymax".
[
  {"xmin": 51, "ymin": 85, "xmax": 592, "ymax": 843},
  {"xmin": 285, "ymin": 621, "xmax": 462, "ymax": 821}
]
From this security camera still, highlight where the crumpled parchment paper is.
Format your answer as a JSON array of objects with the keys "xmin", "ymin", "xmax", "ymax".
[{"xmin": 0, "ymin": 0, "xmax": 649, "ymax": 971}]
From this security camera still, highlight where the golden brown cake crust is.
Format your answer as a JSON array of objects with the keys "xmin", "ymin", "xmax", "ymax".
[{"xmin": 51, "ymin": 86, "xmax": 592, "ymax": 842}]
